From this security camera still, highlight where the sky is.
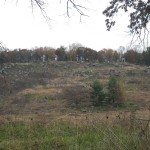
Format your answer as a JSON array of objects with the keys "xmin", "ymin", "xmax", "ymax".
[{"xmin": 0, "ymin": 0, "xmax": 146, "ymax": 51}]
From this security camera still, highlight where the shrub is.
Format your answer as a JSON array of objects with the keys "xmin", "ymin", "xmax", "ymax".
[
  {"xmin": 63, "ymin": 85, "xmax": 91, "ymax": 108},
  {"xmin": 108, "ymin": 76, "xmax": 125, "ymax": 106},
  {"xmin": 91, "ymin": 80, "xmax": 106, "ymax": 105},
  {"xmin": 91, "ymin": 77, "xmax": 125, "ymax": 107}
]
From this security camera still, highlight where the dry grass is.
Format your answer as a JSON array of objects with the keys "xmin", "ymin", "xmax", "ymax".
[
  {"xmin": 0, "ymin": 62, "xmax": 150, "ymax": 114},
  {"xmin": 1, "ymin": 108, "xmax": 150, "ymax": 149},
  {"xmin": 0, "ymin": 62, "xmax": 150, "ymax": 150},
  {"xmin": 126, "ymin": 91, "xmax": 150, "ymax": 107},
  {"xmin": 1, "ymin": 108, "xmax": 149, "ymax": 126},
  {"xmin": 0, "ymin": 61, "xmax": 150, "ymax": 117}
]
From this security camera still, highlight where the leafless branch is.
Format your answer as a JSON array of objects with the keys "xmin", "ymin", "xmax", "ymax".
[
  {"xmin": 129, "ymin": 27, "xmax": 149, "ymax": 49},
  {"xmin": 30, "ymin": 0, "xmax": 89, "ymax": 26},
  {"xmin": 30, "ymin": 0, "xmax": 52, "ymax": 28},
  {"xmin": 7, "ymin": 0, "xmax": 90, "ymax": 26},
  {"xmin": 67, "ymin": 0, "xmax": 89, "ymax": 18}
]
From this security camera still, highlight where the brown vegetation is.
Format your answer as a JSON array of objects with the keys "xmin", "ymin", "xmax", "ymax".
[
  {"xmin": 0, "ymin": 61, "xmax": 149, "ymax": 149},
  {"xmin": 0, "ymin": 61, "xmax": 149, "ymax": 119}
]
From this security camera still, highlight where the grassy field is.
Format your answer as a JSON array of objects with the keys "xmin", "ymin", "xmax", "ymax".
[
  {"xmin": 0, "ymin": 61, "xmax": 150, "ymax": 149},
  {"xmin": 0, "ymin": 111, "xmax": 149, "ymax": 150}
]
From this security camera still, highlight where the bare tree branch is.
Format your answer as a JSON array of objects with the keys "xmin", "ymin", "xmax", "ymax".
[
  {"xmin": 30, "ymin": 0, "xmax": 52, "ymax": 27},
  {"xmin": 66, "ymin": 0, "xmax": 89, "ymax": 21}
]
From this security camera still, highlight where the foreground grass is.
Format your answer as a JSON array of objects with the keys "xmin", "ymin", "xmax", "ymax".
[{"xmin": 0, "ymin": 117, "xmax": 149, "ymax": 150}]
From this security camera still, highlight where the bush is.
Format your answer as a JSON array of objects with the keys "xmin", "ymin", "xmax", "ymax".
[
  {"xmin": 91, "ymin": 77, "xmax": 125, "ymax": 107},
  {"xmin": 91, "ymin": 80, "xmax": 106, "ymax": 105},
  {"xmin": 63, "ymin": 85, "xmax": 91, "ymax": 108},
  {"xmin": 108, "ymin": 76, "xmax": 125, "ymax": 106}
]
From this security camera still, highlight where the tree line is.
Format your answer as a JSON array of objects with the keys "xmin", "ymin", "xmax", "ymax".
[{"xmin": 0, "ymin": 45, "xmax": 150, "ymax": 65}]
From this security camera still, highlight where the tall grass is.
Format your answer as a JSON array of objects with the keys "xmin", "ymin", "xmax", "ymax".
[{"xmin": 0, "ymin": 112, "xmax": 149, "ymax": 150}]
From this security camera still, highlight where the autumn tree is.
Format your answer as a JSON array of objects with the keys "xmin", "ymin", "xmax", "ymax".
[
  {"xmin": 124, "ymin": 49, "xmax": 139, "ymax": 63},
  {"xmin": 113, "ymin": 51, "xmax": 119, "ymax": 62},
  {"xmin": 76, "ymin": 47, "xmax": 85, "ymax": 61},
  {"xmin": 67, "ymin": 49, "xmax": 77, "ymax": 61},
  {"xmin": 43, "ymin": 47, "xmax": 56, "ymax": 61},
  {"xmin": 98, "ymin": 50, "xmax": 106, "ymax": 62},
  {"xmin": 33, "ymin": 47, "xmax": 44, "ymax": 61},
  {"xmin": 98, "ymin": 49, "xmax": 119, "ymax": 63},
  {"xmin": 104, "ymin": 49, "xmax": 118, "ymax": 62},
  {"xmin": 68, "ymin": 43, "xmax": 83, "ymax": 61},
  {"xmin": 84, "ymin": 48, "xmax": 98, "ymax": 62}
]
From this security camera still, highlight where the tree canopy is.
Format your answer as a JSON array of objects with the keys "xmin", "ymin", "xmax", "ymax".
[{"xmin": 103, "ymin": 0, "xmax": 150, "ymax": 35}]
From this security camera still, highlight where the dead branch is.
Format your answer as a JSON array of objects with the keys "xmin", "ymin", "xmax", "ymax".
[{"xmin": 67, "ymin": 0, "xmax": 89, "ymax": 21}]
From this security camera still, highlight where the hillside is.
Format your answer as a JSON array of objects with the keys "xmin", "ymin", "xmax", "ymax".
[
  {"xmin": 0, "ymin": 61, "xmax": 150, "ymax": 150},
  {"xmin": 0, "ymin": 61, "xmax": 150, "ymax": 114}
]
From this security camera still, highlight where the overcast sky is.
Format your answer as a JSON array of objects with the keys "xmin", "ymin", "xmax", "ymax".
[{"xmin": 0, "ymin": 0, "xmax": 143, "ymax": 51}]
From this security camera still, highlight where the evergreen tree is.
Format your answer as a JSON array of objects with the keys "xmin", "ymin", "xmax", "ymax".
[{"xmin": 91, "ymin": 80, "xmax": 105, "ymax": 105}]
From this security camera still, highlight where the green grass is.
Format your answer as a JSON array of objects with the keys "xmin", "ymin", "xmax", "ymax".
[
  {"xmin": 25, "ymin": 93, "xmax": 38, "ymax": 100},
  {"xmin": 0, "ymin": 120, "xmax": 149, "ymax": 150}
]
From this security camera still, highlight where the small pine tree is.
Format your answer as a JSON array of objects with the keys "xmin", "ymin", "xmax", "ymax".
[
  {"xmin": 108, "ymin": 76, "xmax": 118, "ymax": 104},
  {"xmin": 91, "ymin": 80, "xmax": 105, "ymax": 105},
  {"xmin": 108, "ymin": 76, "xmax": 125, "ymax": 106}
]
